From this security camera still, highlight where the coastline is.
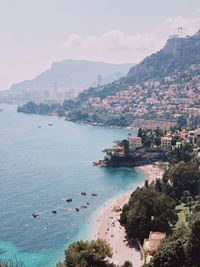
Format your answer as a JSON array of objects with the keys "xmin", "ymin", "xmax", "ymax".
[{"xmin": 91, "ymin": 164, "xmax": 164, "ymax": 266}]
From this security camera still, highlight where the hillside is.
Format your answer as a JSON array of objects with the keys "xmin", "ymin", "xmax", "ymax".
[
  {"xmin": 18, "ymin": 30, "xmax": 200, "ymax": 129},
  {"xmin": 9, "ymin": 60, "xmax": 132, "ymax": 93},
  {"xmin": 126, "ymin": 30, "xmax": 200, "ymax": 84},
  {"xmin": 77, "ymin": 30, "xmax": 200, "ymax": 102}
]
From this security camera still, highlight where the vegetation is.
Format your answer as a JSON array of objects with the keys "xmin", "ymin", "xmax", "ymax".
[
  {"xmin": 17, "ymin": 101, "xmax": 61, "ymax": 115},
  {"xmin": 57, "ymin": 239, "xmax": 113, "ymax": 267},
  {"xmin": 0, "ymin": 260, "xmax": 25, "ymax": 267},
  {"xmin": 120, "ymin": 261, "xmax": 133, "ymax": 267},
  {"xmin": 147, "ymin": 207, "xmax": 200, "ymax": 267},
  {"xmin": 162, "ymin": 162, "xmax": 200, "ymax": 199},
  {"xmin": 164, "ymin": 143, "xmax": 194, "ymax": 164},
  {"xmin": 120, "ymin": 187, "xmax": 178, "ymax": 242}
]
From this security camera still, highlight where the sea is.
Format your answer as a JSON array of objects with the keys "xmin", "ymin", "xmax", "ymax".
[{"xmin": 0, "ymin": 104, "xmax": 146, "ymax": 267}]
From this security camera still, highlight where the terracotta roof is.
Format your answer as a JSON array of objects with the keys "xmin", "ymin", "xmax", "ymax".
[
  {"xmin": 129, "ymin": 137, "xmax": 142, "ymax": 141},
  {"xmin": 143, "ymin": 232, "xmax": 166, "ymax": 256},
  {"xmin": 161, "ymin": 137, "xmax": 172, "ymax": 141}
]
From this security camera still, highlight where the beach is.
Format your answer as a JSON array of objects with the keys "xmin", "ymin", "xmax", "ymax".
[{"xmin": 92, "ymin": 164, "xmax": 164, "ymax": 266}]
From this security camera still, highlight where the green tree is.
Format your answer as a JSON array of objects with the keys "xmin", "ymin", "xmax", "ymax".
[
  {"xmin": 148, "ymin": 226, "xmax": 189, "ymax": 267},
  {"xmin": 154, "ymin": 137, "xmax": 161, "ymax": 147},
  {"xmin": 163, "ymin": 162, "xmax": 200, "ymax": 199},
  {"xmin": 120, "ymin": 139, "xmax": 130, "ymax": 156},
  {"xmin": 121, "ymin": 261, "xmax": 133, "ymax": 267},
  {"xmin": 120, "ymin": 187, "xmax": 178, "ymax": 242},
  {"xmin": 64, "ymin": 239, "xmax": 113, "ymax": 267},
  {"xmin": 186, "ymin": 217, "xmax": 200, "ymax": 266},
  {"xmin": 176, "ymin": 115, "xmax": 187, "ymax": 129},
  {"xmin": 0, "ymin": 260, "xmax": 25, "ymax": 267}
]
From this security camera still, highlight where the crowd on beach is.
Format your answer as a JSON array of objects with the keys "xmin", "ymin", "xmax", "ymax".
[{"xmin": 92, "ymin": 164, "xmax": 163, "ymax": 266}]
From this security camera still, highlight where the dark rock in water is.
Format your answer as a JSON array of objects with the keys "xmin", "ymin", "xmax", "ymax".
[
  {"xmin": 52, "ymin": 210, "xmax": 57, "ymax": 214},
  {"xmin": 32, "ymin": 213, "xmax": 39, "ymax": 218},
  {"xmin": 81, "ymin": 205, "xmax": 87, "ymax": 209}
]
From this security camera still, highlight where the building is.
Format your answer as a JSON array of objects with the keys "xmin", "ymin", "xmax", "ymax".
[
  {"xmin": 129, "ymin": 137, "xmax": 142, "ymax": 151},
  {"xmin": 188, "ymin": 130, "xmax": 196, "ymax": 144},
  {"xmin": 161, "ymin": 137, "xmax": 172, "ymax": 149},
  {"xmin": 143, "ymin": 232, "xmax": 166, "ymax": 256}
]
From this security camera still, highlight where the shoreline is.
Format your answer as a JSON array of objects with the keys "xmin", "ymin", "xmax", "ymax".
[{"xmin": 91, "ymin": 164, "xmax": 164, "ymax": 266}]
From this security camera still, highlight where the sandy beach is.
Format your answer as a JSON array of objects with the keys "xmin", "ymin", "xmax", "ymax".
[{"xmin": 92, "ymin": 164, "xmax": 164, "ymax": 266}]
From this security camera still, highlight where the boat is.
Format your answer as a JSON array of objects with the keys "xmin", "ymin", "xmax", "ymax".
[
  {"xmin": 48, "ymin": 123, "xmax": 53, "ymax": 126},
  {"xmin": 32, "ymin": 213, "xmax": 39, "ymax": 218},
  {"xmin": 75, "ymin": 208, "xmax": 80, "ymax": 212},
  {"xmin": 66, "ymin": 198, "xmax": 72, "ymax": 202},
  {"xmin": 52, "ymin": 210, "xmax": 57, "ymax": 214},
  {"xmin": 81, "ymin": 192, "xmax": 86, "ymax": 196},
  {"xmin": 87, "ymin": 202, "xmax": 90, "ymax": 205},
  {"xmin": 81, "ymin": 205, "xmax": 87, "ymax": 209},
  {"xmin": 92, "ymin": 193, "xmax": 98, "ymax": 197},
  {"xmin": 37, "ymin": 126, "xmax": 42, "ymax": 128}
]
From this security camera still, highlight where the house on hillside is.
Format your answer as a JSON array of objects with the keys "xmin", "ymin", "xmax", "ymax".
[
  {"xmin": 143, "ymin": 232, "xmax": 166, "ymax": 256},
  {"xmin": 129, "ymin": 137, "xmax": 142, "ymax": 151},
  {"xmin": 161, "ymin": 137, "xmax": 172, "ymax": 149}
]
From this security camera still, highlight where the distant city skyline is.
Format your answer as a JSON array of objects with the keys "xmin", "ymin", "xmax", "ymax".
[{"xmin": 0, "ymin": 0, "xmax": 200, "ymax": 90}]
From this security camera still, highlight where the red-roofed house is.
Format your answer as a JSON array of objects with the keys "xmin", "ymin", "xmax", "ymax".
[
  {"xmin": 129, "ymin": 136, "xmax": 142, "ymax": 151},
  {"xmin": 143, "ymin": 232, "xmax": 166, "ymax": 256}
]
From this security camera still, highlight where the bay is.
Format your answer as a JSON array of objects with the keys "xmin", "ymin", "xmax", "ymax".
[{"xmin": 0, "ymin": 104, "xmax": 146, "ymax": 267}]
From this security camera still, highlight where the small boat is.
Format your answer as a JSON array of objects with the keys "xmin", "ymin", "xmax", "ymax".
[
  {"xmin": 66, "ymin": 198, "xmax": 72, "ymax": 202},
  {"xmin": 92, "ymin": 193, "xmax": 98, "ymax": 197},
  {"xmin": 52, "ymin": 210, "xmax": 57, "ymax": 214},
  {"xmin": 87, "ymin": 202, "xmax": 90, "ymax": 205},
  {"xmin": 81, "ymin": 205, "xmax": 87, "ymax": 209},
  {"xmin": 48, "ymin": 123, "xmax": 53, "ymax": 126},
  {"xmin": 75, "ymin": 208, "xmax": 80, "ymax": 212},
  {"xmin": 32, "ymin": 213, "xmax": 39, "ymax": 218},
  {"xmin": 81, "ymin": 192, "xmax": 86, "ymax": 196},
  {"xmin": 37, "ymin": 126, "xmax": 42, "ymax": 128}
]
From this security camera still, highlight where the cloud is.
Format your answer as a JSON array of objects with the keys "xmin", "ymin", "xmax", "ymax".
[
  {"xmin": 63, "ymin": 31, "xmax": 165, "ymax": 63},
  {"xmin": 62, "ymin": 14, "xmax": 200, "ymax": 64},
  {"xmin": 165, "ymin": 16, "xmax": 200, "ymax": 36}
]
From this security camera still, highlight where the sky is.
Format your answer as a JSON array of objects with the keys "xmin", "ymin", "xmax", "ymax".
[{"xmin": 0, "ymin": 0, "xmax": 200, "ymax": 90}]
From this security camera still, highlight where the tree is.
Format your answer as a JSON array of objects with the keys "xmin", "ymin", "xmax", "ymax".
[
  {"xmin": 64, "ymin": 239, "xmax": 113, "ymax": 267},
  {"xmin": 120, "ymin": 187, "xmax": 178, "ymax": 242},
  {"xmin": 121, "ymin": 261, "xmax": 133, "ymax": 267},
  {"xmin": 176, "ymin": 115, "xmax": 187, "ymax": 129},
  {"xmin": 120, "ymin": 139, "xmax": 130, "ymax": 156},
  {"xmin": 163, "ymin": 162, "xmax": 200, "ymax": 199},
  {"xmin": 186, "ymin": 217, "xmax": 200, "ymax": 266},
  {"xmin": 148, "ymin": 226, "xmax": 189, "ymax": 267},
  {"xmin": 154, "ymin": 137, "xmax": 161, "ymax": 147},
  {"xmin": 0, "ymin": 260, "xmax": 25, "ymax": 267}
]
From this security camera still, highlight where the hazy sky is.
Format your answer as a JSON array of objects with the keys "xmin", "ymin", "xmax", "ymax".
[{"xmin": 0, "ymin": 0, "xmax": 200, "ymax": 90}]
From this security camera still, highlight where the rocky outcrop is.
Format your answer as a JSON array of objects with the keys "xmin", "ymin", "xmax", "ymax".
[{"xmin": 126, "ymin": 30, "xmax": 200, "ymax": 84}]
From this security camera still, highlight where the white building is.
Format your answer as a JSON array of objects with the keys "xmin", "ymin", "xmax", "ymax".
[
  {"xmin": 161, "ymin": 137, "xmax": 172, "ymax": 149},
  {"xmin": 129, "ymin": 137, "xmax": 142, "ymax": 151}
]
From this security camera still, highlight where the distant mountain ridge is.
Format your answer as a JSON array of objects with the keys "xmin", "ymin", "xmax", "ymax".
[{"xmin": 8, "ymin": 60, "xmax": 133, "ymax": 93}]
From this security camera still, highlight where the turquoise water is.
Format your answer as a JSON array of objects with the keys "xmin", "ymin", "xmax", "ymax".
[{"xmin": 0, "ymin": 104, "xmax": 146, "ymax": 267}]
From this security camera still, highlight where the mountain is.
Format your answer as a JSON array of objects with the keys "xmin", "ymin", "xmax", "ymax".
[
  {"xmin": 76, "ymin": 30, "xmax": 200, "ymax": 102},
  {"xmin": 8, "ymin": 60, "xmax": 133, "ymax": 93},
  {"xmin": 126, "ymin": 30, "xmax": 200, "ymax": 84},
  {"xmin": 18, "ymin": 30, "xmax": 200, "ymax": 129}
]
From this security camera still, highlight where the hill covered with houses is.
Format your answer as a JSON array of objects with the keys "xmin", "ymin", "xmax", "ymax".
[
  {"xmin": 94, "ymin": 127, "xmax": 200, "ymax": 167},
  {"xmin": 18, "ymin": 30, "xmax": 200, "ymax": 129}
]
